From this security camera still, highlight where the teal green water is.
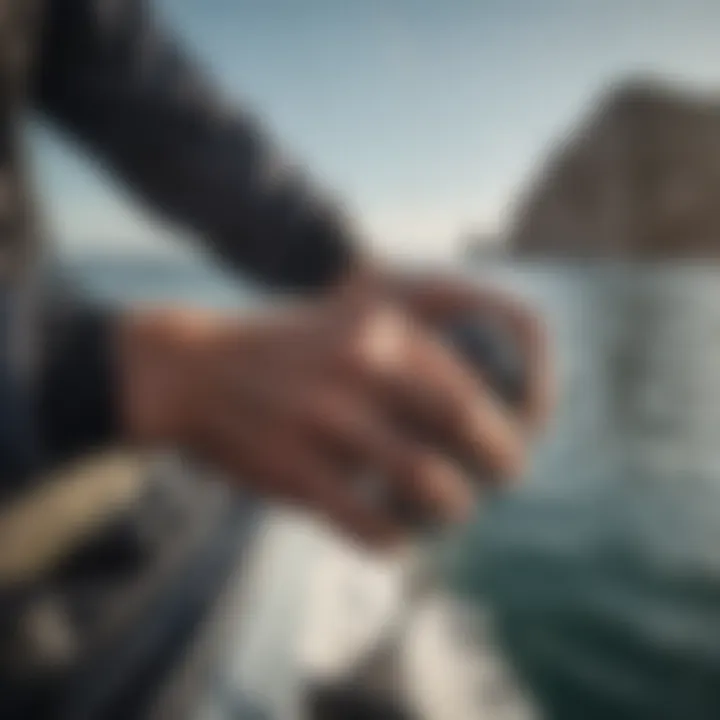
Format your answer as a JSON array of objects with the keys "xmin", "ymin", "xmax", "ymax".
[
  {"xmin": 68, "ymin": 255, "xmax": 720, "ymax": 719},
  {"xmin": 448, "ymin": 265, "xmax": 720, "ymax": 720}
]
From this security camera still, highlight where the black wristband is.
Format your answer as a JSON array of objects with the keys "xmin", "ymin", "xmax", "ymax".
[{"xmin": 39, "ymin": 306, "xmax": 121, "ymax": 465}]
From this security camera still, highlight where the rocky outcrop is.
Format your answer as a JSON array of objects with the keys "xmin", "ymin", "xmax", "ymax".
[{"xmin": 509, "ymin": 79, "xmax": 720, "ymax": 258}]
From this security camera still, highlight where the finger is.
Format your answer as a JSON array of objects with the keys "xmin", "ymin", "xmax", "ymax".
[
  {"xmin": 380, "ymin": 445, "xmax": 475, "ymax": 526},
  {"xmin": 395, "ymin": 277, "xmax": 555, "ymax": 433},
  {"xmin": 349, "ymin": 317, "xmax": 526, "ymax": 480},
  {"xmin": 468, "ymin": 291, "xmax": 554, "ymax": 433},
  {"xmin": 303, "ymin": 393, "xmax": 476, "ymax": 524},
  {"xmin": 249, "ymin": 430, "xmax": 405, "ymax": 548},
  {"xmin": 391, "ymin": 366, "xmax": 526, "ymax": 481},
  {"xmin": 301, "ymin": 457, "xmax": 404, "ymax": 549},
  {"xmin": 387, "ymin": 273, "xmax": 511, "ymax": 323},
  {"xmin": 199, "ymin": 411, "xmax": 402, "ymax": 548}
]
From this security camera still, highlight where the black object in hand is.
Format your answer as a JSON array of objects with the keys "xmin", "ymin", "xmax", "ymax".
[
  {"xmin": 391, "ymin": 314, "xmax": 529, "ymax": 531},
  {"xmin": 443, "ymin": 314, "xmax": 527, "ymax": 409}
]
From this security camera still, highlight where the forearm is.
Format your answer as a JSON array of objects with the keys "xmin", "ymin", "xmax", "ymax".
[{"xmin": 37, "ymin": 0, "xmax": 363, "ymax": 293}]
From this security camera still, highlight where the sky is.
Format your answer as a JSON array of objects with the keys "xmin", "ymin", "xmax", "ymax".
[{"xmin": 31, "ymin": 0, "xmax": 720, "ymax": 260}]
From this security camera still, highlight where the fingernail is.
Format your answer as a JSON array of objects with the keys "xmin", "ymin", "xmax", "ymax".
[
  {"xmin": 470, "ymin": 405, "xmax": 525, "ymax": 478},
  {"xmin": 434, "ymin": 463, "xmax": 475, "ymax": 523}
]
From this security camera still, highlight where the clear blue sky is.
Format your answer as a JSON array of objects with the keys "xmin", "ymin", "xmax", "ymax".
[{"xmin": 32, "ymin": 0, "xmax": 720, "ymax": 259}]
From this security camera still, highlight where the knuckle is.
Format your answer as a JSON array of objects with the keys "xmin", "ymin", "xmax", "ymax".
[
  {"xmin": 401, "ymin": 449, "xmax": 433, "ymax": 484},
  {"xmin": 462, "ymin": 399, "xmax": 527, "ymax": 477},
  {"xmin": 351, "ymin": 307, "xmax": 410, "ymax": 376},
  {"xmin": 447, "ymin": 394, "xmax": 480, "ymax": 442},
  {"xmin": 305, "ymin": 395, "xmax": 336, "ymax": 429},
  {"xmin": 396, "ymin": 446, "xmax": 449, "ymax": 491},
  {"xmin": 397, "ymin": 450, "xmax": 474, "ymax": 523},
  {"xmin": 492, "ymin": 434, "xmax": 526, "ymax": 478}
]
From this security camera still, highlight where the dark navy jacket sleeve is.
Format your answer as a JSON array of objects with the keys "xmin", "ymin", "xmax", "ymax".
[
  {"xmin": 34, "ymin": 0, "xmax": 360, "ymax": 292},
  {"xmin": 39, "ymin": 300, "xmax": 121, "ymax": 467}
]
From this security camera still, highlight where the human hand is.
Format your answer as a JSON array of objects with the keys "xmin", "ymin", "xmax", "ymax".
[
  {"xmin": 337, "ymin": 267, "xmax": 554, "ymax": 434},
  {"xmin": 116, "ymin": 290, "xmax": 541, "ymax": 548}
]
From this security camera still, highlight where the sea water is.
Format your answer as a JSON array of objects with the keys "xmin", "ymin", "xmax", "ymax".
[
  {"xmin": 448, "ymin": 263, "xmax": 720, "ymax": 719},
  {"xmin": 66, "ymin": 254, "xmax": 720, "ymax": 719}
]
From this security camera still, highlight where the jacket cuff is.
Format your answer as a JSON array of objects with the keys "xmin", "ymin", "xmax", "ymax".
[
  {"xmin": 266, "ymin": 221, "xmax": 359, "ymax": 293},
  {"xmin": 39, "ymin": 305, "xmax": 121, "ymax": 464}
]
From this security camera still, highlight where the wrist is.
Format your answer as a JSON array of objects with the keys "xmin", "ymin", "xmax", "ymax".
[
  {"xmin": 39, "ymin": 306, "xmax": 120, "ymax": 464},
  {"xmin": 328, "ymin": 254, "xmax": 389, "ymax": 304},
  {"xmin": 117, "ymin": 308, "xmax": 214, "ymax": 447}
]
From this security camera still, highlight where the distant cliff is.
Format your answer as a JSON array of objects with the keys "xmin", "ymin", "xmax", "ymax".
[{"xmin": 508, "ymin": 79, "xmax": 720, "ymax": 258}]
